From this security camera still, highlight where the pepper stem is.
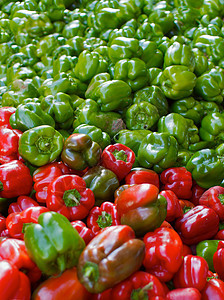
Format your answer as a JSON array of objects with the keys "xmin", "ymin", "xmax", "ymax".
[
  {"xmin": 63, "ymin": 189, "xmax": 82, "ymax": 207},
  {"xmin": 82, "ymin": 262, "xmax": 99, "ymax": 285},
  {"xmin": 0, "ymin": 181, "xmax": 3, "ymax": 191},
  {"xmin": 131, "ymin": 282, "xmax": 153, "ymax": 300},
  {"xmin": 218, "ymin": 194, "xmax": 224, "ymax": 205},
  {"xmin": 113, "ymin": 149, "xmax": 127, "ymax": 162},
  {"xmin": 35, "ymin": 136, "xmax": 53, "ymax": 153},
  {"xmin": 57, "ymin": 256, "xmax": 66, "ymax": 273},
  {"xmin": 97, "ymin": 211, "xmax": 112, "ymax": 228}
]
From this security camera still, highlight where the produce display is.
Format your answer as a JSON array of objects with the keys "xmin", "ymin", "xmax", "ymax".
[{"xmin": 1, "ymin": 0, "xmax": 224, "ymax": 298}]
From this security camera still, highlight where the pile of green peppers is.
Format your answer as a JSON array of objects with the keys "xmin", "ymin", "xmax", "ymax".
[{"xmin": 1, "ymin": 0, "xmax": 224, "ymax": 188}]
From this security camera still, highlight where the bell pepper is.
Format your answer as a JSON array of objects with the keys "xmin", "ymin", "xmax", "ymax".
[
  {"xmin": 0, "ymin": 260, "xmax": 31, "ymax": 300},
  {"xmin": 24, "ymin": 211, "xmax": 85, "ymax": 276},
  {"xmin": 125, "ymin": 167, "xmax": 160, "ymax": 189},
  {"xmin": 82, "ymin": 165, "xmax": 119, "ymax": 205},
  {"xmin": 190, "ymin": 182, "xmax": 206, "ymax": 206},
  {"xmin": 173, "ymin": 255, "xmax": 209, "ymax": 291},
  {"xmin": 135, "ymin": 21, "xmax": 163, "ymax": 41},
  {"xmin": 160, "ymin": 190, "xmax": 183, "ymax": 222},
  {"xmin": 9, "ymin": 101, "xmax": 56, "ymax": 132},
  {"xmin": 133, "ymin": 85, "xmax": 168, "ymax": 117},
  {"xmin": 201, "ymin": 277, "xmax": 224, "ymax": 300},
  {"xmin": 125, "ymin": 102, "xmax": 160, "ymax": 131},
  {"xmin": 32, "ymin": 267, "xmax": 91, "ymax": 300},
  {"xmin": 143, "ymin": 227, "xmax": 183, "ymax": 282},
  {"xmin": 159, "ymin": 65, "xmax": 197, "ymax": 100},
  {"xmin": 8, "ymin": 195, "xmax": 39, "ymax": 214},
  {"xmin": 0, "ymin": 215, "xmax": 6, "ymax": 234},
  {"xmin": 19, "ymin": 125, "xmax": 64, "ymax": 167},
  {"xmin": 46, "ymin": 174, "xmax": 95, "ymax": 221},
  {"xmin": 0, "ymin": 238, "xmax": 41, "ymax": 283},
  {"xmin": 71, "ymin": 220, "xmax": 94, "ymax": 245},
  {"xmin": 196, "ymin": 240, "xmax": 221, "ymax": 272},
  {"xmin": 139, "ymin": 40, "xmax": 164, "ymax": 68},
  {"xmin": 116, "ymin": 184, "xmax": 167, "ymax": 236},
  {"xmin": 0, "ymin": 106, "xmax": 16, "ymax": 128},
  {"xmin": 164, "ymin": 42, "xmax": 195, "ymax": 72},
  {"xmin": 77, "ymin": 225, "xmax": 145, "ymax": 293},
  {"xmin": 0, "ymin": 127, "xmax": 22, "ymax": 164},
  {"xmin": 175, "ymin": 205, "xmax": 219, "ymax": 245},
  {"xmin": 179, "ymin": 200, "xmax": 195, "ymax": 214},
  {"xmin": 0, "ymin": 160, "xmax": 33, "ymax": 198},
  {"xmin": 110, "ymin": 271, "xmax": 167, "ymax": 299},
  {"xmin": 138, "ymin": 132, "xmax": 178, "ymax": 173},
  {"xmin": 73, "ymin": 124, "xmax": 111, "ymax": 149},
  {"xmin": 6, "ymin": 206, "xmax": 49, "ymax": 239},
  {"xmin": 101, "ymin": 143, "xmax": 135, "ymax": 181},
  {"xmin": 199, "ymin": 186, "xmax": 224, "ymax": 221},
  {"xmin": 186, "ymin": 149, "xmax": 224, "ymax": 188},
  {"xmin": 160, "ymin": 167, "xmax": 193, "ymax": 199},
  {"xmin": 33, "ymin": 161, "xmax": 71, "ymax": 203},
  {"xmin": 166, "ymin": 288, "xmax": 201, "ymax": 300},
  {"xmin": 85, "ymin": 72, "xmax": 111, "ymax": 99},
  {"xmin": 87, "ymin": 201, "xmax": 120, "ymax": 235}
]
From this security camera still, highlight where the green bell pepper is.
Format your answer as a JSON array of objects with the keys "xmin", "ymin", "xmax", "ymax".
[
  {"xmin": 108, "ymin": 26, "xmax": 135, "ymax": 44},
  {"xmin": 148, "ymin": 67, "xmax": 163, "ymax": 86},
  {"xmin": 135, "ymin": 21, "xmax": 164, "ymax": 42},
  {"xmin": 200, "ymin": 100, "xmax": 223, "ymax": 116},
  {"xmin": 62, "ymin": 20, "xmax": 86, "ymax": 38},
  {"xmin": 139, "ymin": 40, "xmax": 164, "ymax": 68},
  {"xmin": 199, "ymin": 112, "xmax": 224, "ymax": 145},
  {"xmin": 85, "ymin": 72, "xmax": 111, "ymax": 99},
  {"xmin": 24, "ymin": 211, "xmax": 85, "ymax": 276},
  {"xmin": 18, "ymin": 125, "xmax": 63, "ymax": 167},
  {"xmin": 196, "ymin": 240, "xmax": 221, "ymax": 272},
  {"xmin": 148, "ymin": 9, "xmax": 174, "ymax": 34},
  {"xmin": 192, "ymin": 48, "xmax": 209, "ymax": 77}
]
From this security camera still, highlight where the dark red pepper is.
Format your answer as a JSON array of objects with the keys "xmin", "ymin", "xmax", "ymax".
[
  {"xmin": 178, "ymin": 199, "xmax": 195, "ymax": 214},
  {"xmin": 0, "ymin": 107, "xmax": 16, "ymax": 129},
  {"xmin": 101, "ymin": 143, "xmax": 135, "ymax": 181},
  {"xmin": 213, "ymin": 240, "xmax": 224, "ymax": 281},
  {"xmin": 201, "ymin": 277, "xmax": 224, "ymax": 300},
  {"xmin": 190, "ymin": 181, "xmax": 206, "ymax": 206},
  {"xmin": 8, "ymin": 195, "xmax": 39, "ymax": 214},
  {"xmin": 71, "ymin": 220, "xmax": 94, "ymax": 245},
  {"xmin": 125, "ymin": 167, "xmax": 160, "ymax": 189},
  {"xmin": 160, "ymin": 190, "xmax": 183, "ymax": 222},
  {"xmin": 0, "ymin": 214, "xmax": 6, "ymax": 234}
]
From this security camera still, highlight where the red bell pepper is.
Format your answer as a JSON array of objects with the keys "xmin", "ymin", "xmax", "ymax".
[
  {"xmin": 0, "ymin": 127, "xmax": 23, "ymax": 164},
  {"xmin": 160, "ymin": 220, "xmax": 173, "ymax": 229},
  {"xmin": 0, "ymin": 215, "xmax": 6, "ymax": 234},
  {"xmin": 87, "ymin": 201, "xmax": 120, "ymax": 235},
  {"xmin": 0, "ymin": 106, "xmax": 16, "ymax": 129},
  {"xmin": 175, "ymin": 205, "xmax": 219, "ymax": 245},
  {"xmin": 6, "ymin": 206, "xmax": 49, "ymax": 239},
  {"xmin": 166, "ymin": 288, "xmax": 201, "ymax": 300},
  {"xmin": 173, "ymin": 255, "xmax": 209, "ymax": 291},
  {"xmin": 8, "ymin": 195, "xmax": 39, "ymax": 214},
  {"xmin": 143, "ymin": 227, "xmax": 183, "ymax": 282},
  {"xmin": 33, "ymin": 161, "xmax": 72, "ymax": 203},
  {"xmin": 178, "ymin": 199, "xmax": 195, "ymax": 214},
  {"xmin": 115, "ymin": 183, "xmax": 167, "ymax": 237},
  {"xmin": 71, "ymin": 220, "xmax": 94, "ymax": 245},
  {"xmin": 0, "ymin": 260, "xmax": 31, "ymax": 300},
  {"xmin": 199, "ymin": 186, "xmax": 224, "ymax": 221},
  {"xmin": 201, "ymin": 277, "xmax": 224, "ymax": 300},
  {"xmin": 0, "ymin": 160, "xmax": 33, "ymax": 198},
  {"xmin": 190, "ymin": 181, "xmax": 206, "ymax": 206},
  {"xmin": 160, "ymin": 190, "xmax": 183, "ymax": 222},
  {"xmin": 160, "ymin": 167, "xmax": 192, "ymax": 199},
  {"xmin": 92, "ymin": 289, "xmax": 112, "ymax": 300},
  {"xmin": 214, "ymin": 225, "xmax": 224, "ymax": 240},
  {"xmin": 213, "ymin": 240, "xmax": 224, "ymax": 281},
  {"xmin": 46, "ymin": 174, "xmax": 95, "ymax": 221},
  {"xmin": 101, "ymin": 143, "xmax": 135, "ymax": 181},
  {"xmin": 182, "ymin": 244, "xmax": 192, "ymax": 256},
  {"xmin": 125, "ymin": 167, "xmax": 160, "ymax": 189},
  {"xmin": 0, "ymin": 238, "xmax": 41, "ymax": 283},
  {"xmin": 110, "ymin": 271, "xmax": 167, "ymax": 299},
  {"xmin": 114, "ymin": 184, "xmax": 136, "ymax": 198}
]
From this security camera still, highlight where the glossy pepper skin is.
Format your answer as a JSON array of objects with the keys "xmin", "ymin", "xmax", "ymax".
[
  {"xmin": 46, "ymin": 174, "xmax": 95, "ymax": 221},
  {"xmin": 116, "ymin": 184, "xmax": 167, "ymax": 236},
  {"xmin": 77, "ymin": 225, "xmax": 145, "ymax": 293},
  {"xmin": 138, "ymin": 132, "xmax": 178, "ymax": 173},
  {"xmin": 186, "ymin": 149, "xmax": 224, "ymax": 188},
  {"xmin": 166, "ymin": 288, "xmax": 201, "ymax": 300},
  {"xmin": 19, "ymin": 125, "xmax": 64, "ymax": 167},
  {"xmin": 199, "ymin": 112, "xmax": 224, "ymax": 145},
  {"xmin": 201, "ymin": 277, "xmax": 224, "ymax": 300},
  {"xmin": 199, "ymin": 186, "xmax": 224, "ymax": 221},
  {"xmin": 0, "ymin": 106, "xmax": 16, "ymax": 128},
  {"xmin": 213, "ymin": 241, "xmax": 224, "ymax": 281},
  {"xmin": 173, "ymin": 255, "xmax": 209, "ymax": 292},
  {"xmin": 160, "ymin": 190, "xmax": 183, "ymax": 222},
  {"xmin": 101, "ymin": 143, "xmax": 135, "ymax": 181},
  {"xmin": 24, "ymin": 211, "xmax": 85, "ymax": 276},
  {"xmin": 0, "ymin": 127, "xmax": 22, "ymax": 164},
  {"xmin": 0, "ymin": 160, "xmax": 32, "ymax": 198},
  {"xmin": 87, "ymin": 202, "xmax": 120, "ymax": 235},
  {"xmin": 61, "ymin": 133, "xmax": 101, "ymax": 171},
  {"xmin": 143, "ymin": 227, "xmax": 183, "ymax": 282},
  {"xmin": 125, "ymin": 167, "xmax": 160, "ymax": 189},
  {"xmin": 8, "ymin": 195, "xmax": 39, "ymax": 214},
  {"xmin": 196, "ymin": 240, "xmax": 221, "ymax": 272},
  {"xmin": 71, "ymin": 220, "xmax": 94, "ymax": 245},
  {"xmin": 160, "ymin": 167, "xmax": 193, "ymax": 199},
  {"xmin": 175, "ymin": 205, "xmax": 219, "ymax": 245}
]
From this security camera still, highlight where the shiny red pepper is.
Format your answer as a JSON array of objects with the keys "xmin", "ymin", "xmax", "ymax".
[
  {"xmin": 173, "ymin": 255, "xmax": 209, "ymax": 291},
  {"xmin": 46, "ymin": 174, "xmax": 95, "ymax": 221},
  {"xmin": 33, "ymin": 161, "xmax": 72, "ymax": 203},
  {"xmin": 125, "ymin": 167, "xmax": 160, "ymax": 189},
  {"xmin": 87, "ymin": 201, "xmax": 120, "ymax": 235},
  {"xmin": 190, "ymin": 181, "xmax": 206, "ymax": 206},
  {"xmin": 160, "ymin": 167, "xmax": 192, "ymax": 199},
  {"xmin": 175, "ymin": 205, "xmax": 219, "ymax": 245},
  {"xmin": 178, "ymin": 199, "xmax": 195, "ymax": 214},
  {"xmin": 71, "ymin": 220, "xmax": 94, "ymax": 245},
  {"xmin": 0, "ymin": 160, "xmax": 33, "ymax": 198},
  {"xmin": 160, "ymin": 190, "xmax": 183, "ymax": 222},
  {"xmin": 213, "ymin": 240, "xmax": 224, "ymax": 281},
  {"xmin": 166, "ymin": 288, "xmax": 201, "ymax": 300},
  {"xmin": 199, "ymin": 186, "xmax": 224, "ymax": 221},
  {"xmin": 101, "ymin": 143, "xmax": 135, "ymax": 181},
  {"xmin": 201, "ymin": 277, "xmax": 224, "ymax": 300},
  {"xmin": 0, "ymin": 214, "xmax": 6, "ymax": 234},
  {"xmin": 8, "ymin": 195, "xmax": 39, "ymax": 214},
  {"xmin": 0, "ymin": 107, "xmax": 16, "ymax": 129},
  {"xmin": 143, "ymin": 227, "xmax": 183, "ymax": 282},
  {"xmin": 0, "ymin": 238, "xmax": 41, "ymax": 283},
  {"xmin": 110, "ymin": 271, "xmax": 167, "ymax": 299},
  {"xmin": 0, "ymin": 260, "xmax": 31, "ymax": 300}
]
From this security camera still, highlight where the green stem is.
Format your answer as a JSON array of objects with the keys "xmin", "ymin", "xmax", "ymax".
[
  {"xmin": 113, "ymin": 149, "xmax": 127, "ymax": 162},
  {"xmin": 218, "ymin": 194, "xmax": 224, "ymax": 205},
  {"xmin": 97, "ymin": 211, "xmax": 112, "ymax": 228},
  {"xmin": 131, "ymin": 282, "xmax": 153, "ymax": 300},
  {"xmin": 57, "ymin": 256, "xmax": 66, "ymax": 273},
  {"xmin": 63, "ymin": 189, "xmax": 82, "ymax": 207},
  {"xmin": 0, "ymin": 181, "xmax": 3, "ymax": 192},
  {"xmin": 82, "ymin": 262, "xmax": 99, "ymax": 284},
  {"xmin": 35, "ymin": 136, "xmax": 53, "ymax": 153}
]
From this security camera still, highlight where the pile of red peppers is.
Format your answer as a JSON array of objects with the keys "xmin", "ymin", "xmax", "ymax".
[{"xmin": 1, "ymin": 105, "xmax": 224, "ymax": 299}]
